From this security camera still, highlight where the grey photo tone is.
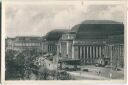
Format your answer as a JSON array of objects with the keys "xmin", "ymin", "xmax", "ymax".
[
  {"xmin": 5, "ymin": 4, "xmax": 124, "ymax": 80},
  {"xmin": 0, "ymin": 2, "xmax": 1, "ymax": 82}
]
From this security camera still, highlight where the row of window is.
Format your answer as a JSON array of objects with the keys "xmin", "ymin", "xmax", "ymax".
[
  {"xmin": 62, "ymin": 34, "xmax": 76, "ymax": 40},
  {"xmin": 14, "ymin": 43, "xmax": 41, "ymax": 47},
  {"xmin": 74, "ymin": 40, "xmax": 107, "ymax": 45},
  {"xmin": 48, "ymin": 45, "xmax": 57, "ymax": 52}
]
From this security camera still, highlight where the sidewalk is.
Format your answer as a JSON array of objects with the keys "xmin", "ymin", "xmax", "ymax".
[{"xmin": 67, "ymin": 71, "xmax": 109, "ymax": 80}]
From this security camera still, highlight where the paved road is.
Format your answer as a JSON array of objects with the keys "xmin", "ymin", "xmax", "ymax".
[
  {"xmin": 34, "ymin": 57, "xmax": 124, "ymax": 80},
  {"xmin": 81, "ymin": 65, "xmax": 124, "ymax": 79},
  {"xmin": 67, "ymin": 71, "xmax": 109, "ymax": 80}
]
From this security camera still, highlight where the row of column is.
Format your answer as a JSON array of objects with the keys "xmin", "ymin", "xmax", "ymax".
[
  {"xmin": 78, "ymin": 46, "xmax": 104, "ymax": 59},
  {"xmin": 109, "ymin": 45, "xmax": 124, "ymax": 67},
  {"xmin": 77, "ymin": 45, "xmax": 124, "ymax": 66},
  {"xmin": 48, "ymin": 45, "xmax": 57, "ymax": 52},
  {"xmin": 78, "ymin": 45, "xmax": 104, "ymax": 64}
]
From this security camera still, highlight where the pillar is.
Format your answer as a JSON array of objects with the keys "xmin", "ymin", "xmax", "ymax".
[
  {"xmin": 84, "ymin": 46, "xmax": 87, "ymax": 64},
  {"xmin": 93, "ymin": 46, "xmax": 95, "ymax": 59},
  {"xmin": 99, "ymin": 46, "xmax": 101, "ymax": 58},
  {"xmin": 117, "ymin": 45, "xmax": 119, "ymax": 67},
  {"xmin": 110, "ymin": 45, "xmax": 113, "ymax": 67},
  {"xmin": 83, "ymin": 46, "xmax": 86, "ymax": 64},
  {"xmin": 67, "ymin": 41, "xmax": 69, "ymax": 56},
  {"xmin": 78, "ymin": 46, "xmax": 80, "ymax": 59},
  {"xmin": 104, "ymin": 46, "xmax": 107, "ymax": 58},
  {"xmin": 82, "ymin": 46, "xmax": 84, "ymax": 59},
  {"xmin": 80, "ymin": 46, "xmax": 82, "ymax": 59},
  {"xmin": 101, "ymin": 46, "xmax": 103, "ymax": 58},
  {"xmin": 87, "ymin": 46, "xmax": 89, "ymax": 59},
  {"xmin": 115, "ymin": 46, "xmax": 118, "ymax": 67},
  {"xmin": 90, "ymin": 46, "xmax": 92, "ymax": 64},
  {"xmin": 86, "ymin": 46, "xmax": 89, "ymax": 64},
  {"xmin": 74, "ymin": 46, "xmax": 79, "ymax": 60},
  {"xmin": 96, "ymin": 46, "xmax": 98, "ymax": 58},
  {"xmin": 72, "ymin": 45, "xmax": 74, "ymax": 59}
]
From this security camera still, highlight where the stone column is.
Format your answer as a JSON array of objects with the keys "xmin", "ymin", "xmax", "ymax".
[
  {"xmin": 109, "ymin": 45, "xmax": 113, "ymax": 67},
  {"xmin": 82, "ymin": 46, "xmax": 84, "ymax": 59},
  {"xmin": 78, "ymin": 46, "xmax": 80, "ymax": 59},
  {"xmin": 122, "ymin": 45, "xmax": 124, "ymax": 57},
  {"xmin": 80, "ymin": 46, "xmax": 82, "ymax": 59},
  {"xmin": 119, "ymin": 45, "xmax": 121, "ymax": 66},
  {"xmin": 99, "ymin": 46, "xmax": 101, "ymax": 58},
  {"xmin": 119, "ymin": 45, "xmax": 121, "ymax": 57},
  {"xmin": 101, "ymin": 46, "xmax": 104, "ymax": 58},
  {"xmin": 115, "ymin": 46, "xmax": 118, "ymax": 67},
  {"xmin": 90, "ymin": 46, "xmax": 92, "ymax": 58},
  {"xmin": 96, "ymin": 46, "xmax": 98, "ymax": 58},
  {"xmin": 107, "ymin": 46, "xmax": 109, "ymax": 58},
  {"xmin": 74, "ymin": 46, "xmax": 79, "ymax": 60},
  {"xmin": 117, "ymin": 45, "xmax": 119, "ymax": 67},
  {"xmin": 83, "ymin": 46, "xmax": 86, "ymax": 64},
  {"xmin": 67, "ymin": 41, "xmax": 69, "ymax": 56},
  {"xmin": 72, "ymin": 45, "xmax": 74, "ymax": 59},
  {"xmin": 87, "ymin": 46, "xmax": 89, "ymax": 59},
  {"xmin": 89, "ymin": 46, "xmax": 92, "ymax": 63},
  {"xmin": 93, "ymin": 46, "xmax": 95, "ymax": 59},
  {"xmin": 104, "ymin": 46, "xmax": 107, "ymax": 58}
]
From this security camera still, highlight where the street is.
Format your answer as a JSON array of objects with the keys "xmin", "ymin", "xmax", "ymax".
[{"xmin": 33, "ymin": 56, "xmax": 124, "ymax": 80}]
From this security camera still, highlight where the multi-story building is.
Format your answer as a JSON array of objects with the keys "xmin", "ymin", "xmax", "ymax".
[
  {"xmin": 44, "ymin": 29, "xmax": 69, "ymax": 54},
  {"xmin": 5, "ymin": 36, "xmax": 45, "ymax": 51},
  {"xmin": 58, "ymin": 20, "xmax": 124, "ymax": 68},
  {"xmin": 5, "ymin": 38, "xmax": 15, "ymax": 50},
  {"xmin": 5, "ymin": 20, "xmax": 124, "ymax": 68}
]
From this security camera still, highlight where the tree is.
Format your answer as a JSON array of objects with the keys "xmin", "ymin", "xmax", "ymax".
[{"xmin": 5, "ymin": 49, "xmax": 22, "ymax": 80}]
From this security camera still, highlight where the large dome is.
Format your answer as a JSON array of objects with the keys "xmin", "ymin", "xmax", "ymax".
[
  {"xmin": 45, "ymin": 29, "xmax": 69, "ymax": 41},
  {"xmin": 71, "ymin": 20, "xmax": 124, "ymax": 39}
]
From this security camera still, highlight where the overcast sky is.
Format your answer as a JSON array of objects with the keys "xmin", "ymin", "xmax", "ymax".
[{"xmin": 5, "ymin": 3, "xmax": 124, "ymax": 37}]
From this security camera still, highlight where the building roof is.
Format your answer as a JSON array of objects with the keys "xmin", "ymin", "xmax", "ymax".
[
  {"xmin": 81, "ymin": 20, "xmax": 122, "ymax": 24},
  {"xmin": 14, "ymin": 36, "xmax": 43, "ymax": 43},
  {"xmin": 71, "ymin": 20, "xmax": 124, "ymax": 39},
  {"xmin": 45, "ymin": 29, "xmax": 70, "ymax": 41}
]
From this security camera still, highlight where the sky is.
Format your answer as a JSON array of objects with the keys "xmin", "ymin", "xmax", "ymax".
[{"xmin": 5, "ymin": 3, "xmax": 124, "ymax": 37}]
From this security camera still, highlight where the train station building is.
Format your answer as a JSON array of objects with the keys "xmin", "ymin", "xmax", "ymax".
[
  {"xmin": 57, "ymin": 20, "xmax": 124, "ymax": 68},
  {"xmin": 5, "ymin": 20, "xmax": 124, "ymax": 68}
]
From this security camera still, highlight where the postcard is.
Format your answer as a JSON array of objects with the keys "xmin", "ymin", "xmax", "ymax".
[{"xmin": 1, "ymin": 0, "xmax": 127, "ymax": 85}]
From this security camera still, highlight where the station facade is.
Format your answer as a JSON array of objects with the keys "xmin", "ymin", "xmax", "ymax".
[
  {"xmin": 5, "ymin": 20, "xmax": 124, "ymax": 68},
  {"xmin": 57, "ymin": 20, "xmax": 124, "ymax": 68}
]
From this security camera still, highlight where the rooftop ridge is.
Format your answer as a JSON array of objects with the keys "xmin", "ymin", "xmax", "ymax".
[{"xmin": 81, "ymin": 20, "xmax": 123, "ymax": 24}]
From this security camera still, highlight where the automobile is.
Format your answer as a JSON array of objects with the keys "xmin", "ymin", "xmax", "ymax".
[
  {"xmin": 82, "ymin": 68, "xmax": 89, "ymax": 72},
  {"xmin": 94, "ymin": 58, "xmax": 105, "ymax": 67},
  {"xmin": 63, "ymin": 67, "xmax": 80, "ymax": 71}
]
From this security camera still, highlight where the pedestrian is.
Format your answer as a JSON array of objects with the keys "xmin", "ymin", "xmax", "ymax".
[
  {"xmin": 97, "ymin": 70, "xmax": 101, "ymax": 75},
  {"xmin": 109, "ymin": 72, "xmax": 112, "ymax": 78}
]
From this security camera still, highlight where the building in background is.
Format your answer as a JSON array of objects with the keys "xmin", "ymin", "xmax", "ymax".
[
  {"xmin": 44, "ymin": 29, "xmax": 69, "ymax": 54},
  {"xmin": 5, "ymin": 20, "xmax": 124, "ymax": 68},
  {"xmin": 5, "ymin": 36, "xmax": 45, "ymax": 51},
  {"xmin": 58, "ymin": 20, "xmax": 124, "ymax": 68}
]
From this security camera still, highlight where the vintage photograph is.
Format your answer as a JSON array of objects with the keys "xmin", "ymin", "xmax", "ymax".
[
  {"xmin": 4, "ymin": 1, "xmax": 125, "ymax": 80},
  {"xmin": 0, "ymin": 2, "xmax": 1, "ymax": 82}
]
